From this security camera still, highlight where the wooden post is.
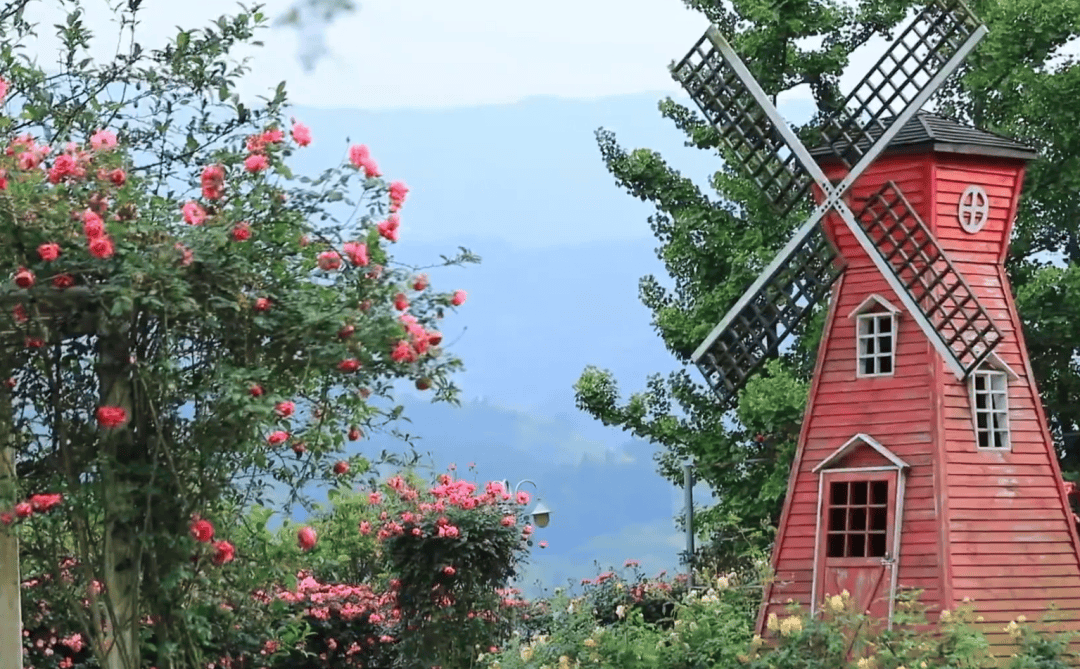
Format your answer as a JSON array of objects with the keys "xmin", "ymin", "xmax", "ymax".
[
  {"xmin": 0, "ymin": 353, "xmax": 21, "ymax": 668},
  {"xmin": 98, "ymin": 325, "xmax": 138, "ymax": 669},
  {"xmin": 0, "ymin": 447, "xmax": 20, "ymax": 669}
]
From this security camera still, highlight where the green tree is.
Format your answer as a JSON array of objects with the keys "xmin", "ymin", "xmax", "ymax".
[{"xmin": 575, "ymin": 0, "xmax": 1080, "ymax": 561}]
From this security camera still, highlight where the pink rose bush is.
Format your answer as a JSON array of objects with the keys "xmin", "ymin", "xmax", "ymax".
[{"xmin": 0, "ymin": 3, "xmax": 477, "ymax": 667}]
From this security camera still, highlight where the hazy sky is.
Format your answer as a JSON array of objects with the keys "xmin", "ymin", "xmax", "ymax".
[
  {"xmin": 25, "ymin": 0, "xmax": 708, "ymax": 108},
  {"xmin": 18, "ymin": 0, "xmax": 899, "ymax": 110}
]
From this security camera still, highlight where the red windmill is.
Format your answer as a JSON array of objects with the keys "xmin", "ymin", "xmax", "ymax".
[{"xmin": 671, "ymin": 0, "xmax": 1080, "ymax": 649}]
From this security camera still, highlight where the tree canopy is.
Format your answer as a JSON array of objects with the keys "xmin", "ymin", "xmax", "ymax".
[{"xmin": 575, "ymin": 0, "xmax": 1080, "ymax": 561}]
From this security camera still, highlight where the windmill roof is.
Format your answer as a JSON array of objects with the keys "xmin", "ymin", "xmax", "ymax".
[{"xmin": 810, "ymin": 111, "xmax": 1038, "ymax": 162}]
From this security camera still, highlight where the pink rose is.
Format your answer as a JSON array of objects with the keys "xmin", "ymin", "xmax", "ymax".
[
  {"xmin": 244, "ymin": 154, "xmax": 269, "ymax": 173},
  {"xmin": 212, "ymin": 540, "xmax": 235, "ymax": 565},
  {"xmin": 298, "ymin": 526, "xmax": 317, "ymax": 551},
  {"xmin": 274, "ymin": 401, "xmax": 295, "ymax": 418},
  {"xmin": 291, "ymin": 121, "xmax": 312, "ymax": 147},
  {"xmin": 190, "ymin": 519, "xmax": 214, "ymax": 543},
  {"xmin": 95, "ymin": 406, "xmax": 127, "ymax": 429},
  {"xmin": 90, "ymin": 129, "xmax": 118, "ymax": 151},
  {"xmin": 182, "ymin": 201, "xmax": 206, "ymax": 226}
]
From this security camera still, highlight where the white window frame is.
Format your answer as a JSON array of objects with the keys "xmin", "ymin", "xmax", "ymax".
[
  {"xmin": 970, "ymin": 362, "xmax": 1012, "ymax": 451},
  {"xmin": 848, "ymin": 295, "xmax": 901, "ymax": 379}
]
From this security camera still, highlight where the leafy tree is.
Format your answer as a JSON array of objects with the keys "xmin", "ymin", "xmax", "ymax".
[
  {"xmin": 575, "ymin": 0, "xmax": 1080, "ymax": 560},
  {"xmin": 0, "ymin": 1, "xmax": 475, "ymax": 668}
]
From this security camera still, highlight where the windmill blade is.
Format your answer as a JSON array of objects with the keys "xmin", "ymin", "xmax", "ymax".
[
  {"xmin": 672, "ymin": 28, "xmax": 829, "ymax": 218},
  {"xmin": 818, "ymin": 0, "xmax": 986, "ymax": 174},
  {"xmin": 692, "ymin": 216, "xmax": 845, "ymax": 408},
  {"xmin": 848, "ymin": 182, "xmax": 1001, "ymax": 376}
]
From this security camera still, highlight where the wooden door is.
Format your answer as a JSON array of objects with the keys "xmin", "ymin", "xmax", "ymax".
[{"xmin": 817, "ymin": 470, "xmax": 899, "ymax": 620}]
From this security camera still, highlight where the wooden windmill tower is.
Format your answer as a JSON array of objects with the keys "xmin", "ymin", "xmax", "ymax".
[{"xmin": 671, "ymin": 0, "xmax": 1080, "ymax": 647}]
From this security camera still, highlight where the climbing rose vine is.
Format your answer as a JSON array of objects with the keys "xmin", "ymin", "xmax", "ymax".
[{"xmin": 0, "ymin": 3, "xmax": 477, "ymax": 668}]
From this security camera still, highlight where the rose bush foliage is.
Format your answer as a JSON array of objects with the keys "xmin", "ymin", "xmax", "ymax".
[
  {"xmin": 0, "ymin": 2, "xmax": 477, "ymax": 667},
  {"xmin": 19, "ymin": 468, "xmax": 536, "ymax": 669}
]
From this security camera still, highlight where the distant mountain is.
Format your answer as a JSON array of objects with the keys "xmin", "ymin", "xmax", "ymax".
[{"xmin": 268, "ymin": 92, "xmax": 802, "ymax": 593}]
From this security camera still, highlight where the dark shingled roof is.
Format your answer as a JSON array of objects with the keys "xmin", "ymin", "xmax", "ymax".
[{"xmin": 810, "ymin": 111, "xmax": 1038, "ymax": 162}]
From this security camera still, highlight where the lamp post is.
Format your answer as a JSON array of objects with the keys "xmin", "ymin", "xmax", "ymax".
[
  {"xmin": 501, "ymin": 479, "xmax": 552, "ymax": 528},
  {"xmin": 683, "ymin": 463, "xmax": 694, "ymax": 590}
]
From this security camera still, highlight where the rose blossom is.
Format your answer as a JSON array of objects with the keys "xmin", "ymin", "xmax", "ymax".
[
  {"xmin": 182, "ymin": 201, "xmax": 206, "ymax": 225},
  {"xmin": 244, "ymin": 154, "xmax": 268, "ymax": 173},
  {"xmin": 82, "ymin": 209, "xmax": 105, "ymax": 238},
  {"xmin": 88, "ymin": 236, "xmax": 114, "ymax": 259},
  {"xmin": 333, "ymin": 461, "xmax": 349, "ymax": 475},
  {"xmin": 89, "ymin": 129, "xmax": 118, "ymax": 151},
  {"xmin": 14, "ymin": 502, "xmax": 32, "ymax": 518},
  {"xmin": 13, "ymin": 267, "xmax": 33, "ymax": 288},
  {"xmin": 274, "ymin": 401, "xmax": 295, "ymax": 418},
  {"xmin": 28, "ymin": 494, "xmax": 62, "ymax": 513},
  {"xmin": 317, "ymin": 251, "xmax": 342, "ymax": 271},
  {"xmin": 342, "ymin": 241, "xmax": 368, "ymax": 266},
  {"xmin": 267, "ymin": 431, "xmax": 289, "ymax": 446},
  {"xmin": 231, "ymin": 222, "xmax": 252, "ymax": 241},
  {"xmin": 212, "ymin": 540, "xmax": 236, "ymax": 565},
  {"xmin": 95, "ymin": 406, "xmax": 127, "ymax": 428},
  {"xmin": 37, "ymin": 243, "xmax": 60, "ymax": 262},
  {"xmin": 451, "ymin": 290, "xmax": 467, "ymax": 306},
  {"xmin": 338, "ymin": 359, "xmax": 360, "ymax": 373},
  {"xmin": 201, "ymin": 164, "xmax": 225, "ymax": 199},
  {"xmin": 190, "ymin": 519, "xmax": 214, "ymax": 543},
  {"xmin": 297, "ymin": 526, "xmax": 317, "ymax": 551},
  {"xmin": 291, "ymin": 120, "xmax": 312, "ymax": 147}
]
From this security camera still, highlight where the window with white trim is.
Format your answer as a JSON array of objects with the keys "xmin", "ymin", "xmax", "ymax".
[
  {"xmin": 856, "ymin": 312, "xmax": 894, "ymax": 376},
  {"xmin": 971, "ymin": 369, "xmax": 1009, "ymax": 449}
]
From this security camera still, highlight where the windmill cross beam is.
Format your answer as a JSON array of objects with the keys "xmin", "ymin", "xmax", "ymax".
[{"xmin": 674, "ymin": 0, "xmax": 998, "ymax": 408}]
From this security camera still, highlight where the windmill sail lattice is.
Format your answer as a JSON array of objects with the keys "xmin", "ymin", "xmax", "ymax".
[
  {"xmin": 856, "ymin": 183, "xmax": 1002, "ymax": 370},
  {"xmin": 817, "ymin": 0, "xmax": 984, "ymax": 169},
  {"xmin": 673, "ymin": 0, "xmax": 995, "ymax": 408}
]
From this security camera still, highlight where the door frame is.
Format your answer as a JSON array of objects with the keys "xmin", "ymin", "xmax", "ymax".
[{"xmin": 810, "ymin": 434, "xmax": 909, "ymax": 627}]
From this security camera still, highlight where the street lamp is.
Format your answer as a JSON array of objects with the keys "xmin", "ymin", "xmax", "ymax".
[{"xmin": 501, "ymin": 479, "xmax": 552, "ymax": 527}]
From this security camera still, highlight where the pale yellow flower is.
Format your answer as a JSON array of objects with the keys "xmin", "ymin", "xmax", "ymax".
[
  {"xmin": 766, "ymin": 612, "xmax": 780, "ymax": 632},
  {"xmin": 1017, "ymin": 614, "xmax": 1027, "ymax": 623},
  {"xmin": 939, "ymin": 609, "xmax": 951, "ymax": 622},
  {"xmin": 827, "ymin": 594, "xmax": 844, "ymax": 613},
  {"xmin": 558, "ymin": 655, "xmax": 571, "ymax": 669},
  {"xmin": 520, "ymin": 646, "xmax": 535, "ymax": 662},
  {"xmin": 583, "ymin": 639, "xmax": 597, "ymax": 648},
  {"xmin": 778, "ymin": 615, "xmax": 803, "ymax": 637},
  {"xmin": 716, "ymin": 575, "xmax": 730, "ymax": 590},
  {"xmin": 1004, "ymin": 620, "xmax": 1022, "ymax": 639},
  {"xmin": 615, "ymin": 604, "xmax": 627, "ymax": 619}
]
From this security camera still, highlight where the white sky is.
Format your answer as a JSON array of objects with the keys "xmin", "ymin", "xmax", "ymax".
[
  {"xmin": 19, "ymin": 1, "xmax": 1077, "ymax": 111},
  {"xmin": 24, "ymin": 0, "xmax": 718, "ymax": 109}
]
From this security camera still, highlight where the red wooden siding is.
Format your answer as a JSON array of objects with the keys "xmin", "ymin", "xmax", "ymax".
[
  {"xmin": 931, "ymin": 154, "xmax": 1080, "ymax": 644},
  {"xmin": 759, "ymin": 148, "xmax": 1080, "ymax": 647}
]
